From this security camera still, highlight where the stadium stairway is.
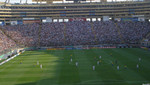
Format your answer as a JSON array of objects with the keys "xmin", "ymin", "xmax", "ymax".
[
  {"xmin": 145, "ymin": 31, "xmax": 150, "ymax": 39},
  {"xmin": 63, "ymin": 23, "xmax": 66, "ymax": 45},
  {"xmin": 114, "ymin": 22, "xmax": 124, "ymax": 44},
  {"xmin": 38, "ymin": 23, "xmax": 42, "ymax": 46},
  {"xmin": 90, "ymin": 22, "xmax": 98, "ymax": 44},
  {"xmin": 0, "ymin": 26, "xmax": 18, "ymax": 46},
  {"xmin": 141, "ymin": 31, "xmax": 150, "ymax": 42}
]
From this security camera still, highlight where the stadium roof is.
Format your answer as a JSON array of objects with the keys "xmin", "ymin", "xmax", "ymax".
[{"xmin": 0, "ymin": 0, "xmax": 145, "ymax": 4}]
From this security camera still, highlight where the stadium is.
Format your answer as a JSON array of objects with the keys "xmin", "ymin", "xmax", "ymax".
[{"xmin": 0, "ymin": 0, "xmax": 150, "ymax": 85}]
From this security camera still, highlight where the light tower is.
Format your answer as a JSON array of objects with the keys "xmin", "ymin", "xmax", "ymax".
[
  {"xmin": 144, "ymin": 0, "xmax": 149, "ymax": 1},
  {"xmin": 101, "ymin": 0, "xmax": 107, "ymax": 2}
]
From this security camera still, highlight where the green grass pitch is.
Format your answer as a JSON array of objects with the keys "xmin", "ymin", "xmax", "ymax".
[{"xmin": 0, "ymin": 48, "xmax": 150, "ymax": 85}]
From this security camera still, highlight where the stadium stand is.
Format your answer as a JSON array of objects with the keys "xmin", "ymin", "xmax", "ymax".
[
  {"xmin": 93, "ymin": 21, "xmax": 121, "ymax": 44},
  {"xmin": 145, "ymin": 31, "xmax": 150, "ymax": 41},
  {"xmin": 40, "ymin": 22, "xmax": 65, "ymax": 46},
  {"xmin": 0, "ymin": 0, "xmax": 149, "ymax": 56},
  {"xmin": 0, "ymin": 0, "xmax": 150, "ymax": 84},
  {"xmin": 117, "ymin": 21, "xmax": 150, "ymax": 43},
  {"xmin": 146, "ymin": 34, "xmax": 150, "ymax": 41},
  {"xmin": 1, "ymin": 21, "xmax": 150, "ymax": 47},
  {"xmin": 1, "ymin": 23, "xmax": 39, "ymax": 47},
  {"xmin": 0, "ymin": 29, "xmax": 16, "ymax": 52}
]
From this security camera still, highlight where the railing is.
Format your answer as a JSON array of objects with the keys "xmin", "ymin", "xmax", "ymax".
[
  {"xmin": 38, "ymin": 23, "xmax": 42, "ymax": 47},
  {"xmin": 63, "ymin": 23, "xmax": 66, "ymax": 46},
  {"xmin": 114, "ymin": 22, "xmax": 124, "ymax": 44},
  {"xmin": 141, "ymin": 30, "xmax": 150, "ymax": 42},
  {"xmin": 90, "ymin": 22, "xmax": 98, "ymax": 44},
  {"xmin": 0, "ymin": 26, "xmax": 24, "ymax": 47},
  {"xmin": 0, "ymin": 27, "xmax": 16, "ymax": 44},
  {"xmin": 146, "ymin": 32, "xmax": 150, "ymax": 39},
  {"xmin": 0, "ymin": 46, "xmax": 19, "ymax": 58}
]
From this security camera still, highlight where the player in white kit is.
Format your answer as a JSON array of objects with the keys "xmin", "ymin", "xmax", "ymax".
[
  {"xmin": 75, "ymin": 62, "xmax": 78, "ymax": 67},
  {"xmin": 117, "ymin": 65, "xmax": 119, "ymax": 70},
  {"xmin": 137, "ymin": 64, "xmax": 139, "ymax": 69},
  {"xmin": 93, "ymin": 66, "xmax": 95, "ymax": 70},
  {"xmin": 40, "ymin": 64, "xmax": 42, "ymax": 69},
  {"xmin": 37, "ymin": 61, "xmax": 39, "ymax": 65},
  {"xmin": 139, "ymin": 58, "xmax": 141, "ymax": 61},
  {"xmin": 70, "ymin": 58, "xmax": 72, "ymax": 62},
  {"xmin": 99, "ymin": 56, "xmax": 101, "ymax": 59},
  {"xmin": 97, "ymin": 61, "xmax": 99, "ymax": 65}
]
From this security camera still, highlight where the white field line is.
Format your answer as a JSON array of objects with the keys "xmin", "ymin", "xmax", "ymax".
[
  {"xmin": 42, "ymin": 80, "xmax": 150, "ymax": 85},
  {"xmin": 0, "ymin": 51, "xmax": 25, "ymax": 66}
]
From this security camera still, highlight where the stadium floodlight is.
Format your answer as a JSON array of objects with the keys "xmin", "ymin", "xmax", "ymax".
[
  {"xmin": 37, "ymin": 0, "xmax": 39, "ymax": 4},
  {"xmin": 5, "ymin": 0, "xmax": 7, "ymax": 3},
  {"xmin": 8, "ymin": 0, "xmax": 10, "ymax": 3},
  {"xmin": 20, "ymin": 0, "xmax": 22, "ymax": 3},
  {"xmin": 26, "ymin": 0, "xmax": 28, "ymax": 4}
]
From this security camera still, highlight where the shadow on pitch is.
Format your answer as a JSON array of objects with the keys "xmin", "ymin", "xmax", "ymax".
[
  {"xmin": 16, "ymin": 78, "xmax": 58, "ymax": 85},
  {"xmin": 15, "ymin": 50, "xmax": 68, "ymax": 85}
]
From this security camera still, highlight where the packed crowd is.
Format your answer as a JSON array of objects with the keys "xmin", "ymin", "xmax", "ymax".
[
  {"xmin": 146, "ymin": 34, "xmax": 150, "ymax": 41},
  {"xmin": 0, "ymin": 21, "xmax": 149, "ymax": 49},
  {"xmin": 93, "ymin": 21, "xmax": 121, "ymax": 44},
  {"xmin": 117, "ymin": 21, "xmax": 150, "ymax": 43},
  {"xmin": 0, "ymin": 30, "xmax": 16, "ymax": 52},
  {"xmin": 40, "ymin": 22, "xmax": 65, "ymax": 46},
  {"xmin": 2, "ymin": 23, "xmax": 39, "ymax": 47},
  {"xmin": 65, "ymin": 21, "xmax": 95, "ymax": 45}
]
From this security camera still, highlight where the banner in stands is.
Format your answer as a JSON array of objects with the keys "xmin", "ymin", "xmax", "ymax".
[
  {"xmin": 46, "ymin": 17, "xmax": 52, "ymax": 22},
  {"xmin": 23, "ymin": 20, "xmax": 41, "ymax": 24},
  {"xmin": 115, "ymin": 18, "xmax": 121, "ymax": 21},
  {"xmin": 17, "ymin": 20, "xmax": 23, "ymax": 25},
  {"xmin": 121, "ymin": 17, "xmax": 138, "ymax": 21},
  {"xmin": 103, "ymin": 16, "xmax": 109, "ymax": 21},
  {"xmin": 23, "ymin": 18, "xmax": 35, "ymax": 20},
  {"xmin": 138, "ymin": 17, "xmax": 145, "ymax": 21},
  {"xmin": 0, "ymin": 21, "xmax": 4, "ymax": 26},
  {"xmin": 69, "ymin": 18, "xmax": 86, "ymax": 21},
  {"xmin": 11, "ymin": 21, "xmax": 17, "ymax": 25}
]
